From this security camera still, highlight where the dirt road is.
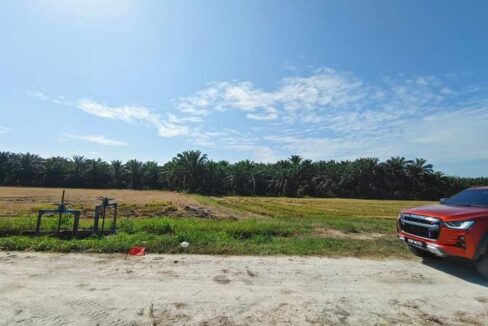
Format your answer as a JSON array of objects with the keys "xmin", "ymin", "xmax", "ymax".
[{"xmin": 0, "ymin": 252, "xmax": 486, "ymax": 325}]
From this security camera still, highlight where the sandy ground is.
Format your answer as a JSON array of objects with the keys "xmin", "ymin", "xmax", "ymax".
[{"xmin": 0, "ymin": 252, "xmax": 487, "ymax": 326}]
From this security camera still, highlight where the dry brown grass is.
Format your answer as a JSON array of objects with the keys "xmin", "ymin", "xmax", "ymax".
[
  {"xmin": 0, "ymin": 186, "xmax": 431, "ymax": 224},
  {"xmin": 0, "ymin": 187, "xmax": 237, "ymax": 218}
]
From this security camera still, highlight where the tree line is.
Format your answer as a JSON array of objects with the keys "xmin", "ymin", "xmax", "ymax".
[{"xmin": 0, "ymin": 150, "xmax": 486, "ymax": 200}]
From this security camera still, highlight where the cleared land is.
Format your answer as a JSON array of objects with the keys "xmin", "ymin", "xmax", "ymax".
[
  {"xmin": 1, "ymin": 252, "xmax": 487, "ymax": 325},
  {"xmin": 0, "ymin": 187, "xmax": 240, "ymax": 218},
  {"xmin": 0, "ymin": 187, "xmax": 434, "ymax": 257}
]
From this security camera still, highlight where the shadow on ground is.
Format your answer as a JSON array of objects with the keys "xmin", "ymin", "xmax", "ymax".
[{"xmin": 422, "ymin": 257, "xmax": 488, "ymax": 287}]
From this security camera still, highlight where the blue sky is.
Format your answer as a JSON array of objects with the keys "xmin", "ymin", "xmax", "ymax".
[{"xmin": 0, "ymin": 0, "xmax": 487, "ymax": 177}]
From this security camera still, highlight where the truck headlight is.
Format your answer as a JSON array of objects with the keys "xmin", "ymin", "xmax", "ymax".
[{"xmin": 443, "ymin": 220, "xmax": 475, "ymax": 230}]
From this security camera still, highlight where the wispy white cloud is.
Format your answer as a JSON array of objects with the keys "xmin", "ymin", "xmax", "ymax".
[
  {"xmin": 27, "ymin": 90, "xmax": 189, "ymax": 138},
  {"xmin": 174, "ymin": 68, "xmax": 488, "ymax": 164},
  {"xmin": 27, "ymin": 90, "xmax": 49, "ymax": 101},
  {"xmin": 27, "ymin": 90, "xmax": 70, "ymax": 105},
  {"xmin": 0, "ymin": 127, "xmax": 12, "ymax": 134},
  {"xmin": 28, "ymin": 68, "xmax": 488, "ymax": 168},
  {"xmin": 177, "ymin": 68, "xmax": 367, "ymax": 122},
  {"xmin": 76, "ymin": 99, "xmax": 188, "ymax": 137},
  {"xmin": 65, "ymin": 134, "xmax": 128, "ymax": 146}
]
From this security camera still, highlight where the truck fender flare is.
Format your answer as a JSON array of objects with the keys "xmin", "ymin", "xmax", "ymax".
[{"xmin": 474, "ymin": 232, "xmax": 488, "ymax": 260}]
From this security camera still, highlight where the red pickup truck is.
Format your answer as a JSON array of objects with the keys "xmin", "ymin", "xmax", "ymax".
[{"xmin": 398, "ymin": 186, "xmax": 488, "ymax": 278}]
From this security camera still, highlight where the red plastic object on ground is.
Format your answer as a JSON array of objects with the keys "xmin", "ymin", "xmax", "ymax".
[{"xmin": 128, "ymin": 246, "xmax": 145, "ymax": 256}]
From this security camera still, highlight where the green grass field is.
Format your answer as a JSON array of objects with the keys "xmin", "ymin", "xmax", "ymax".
[{"xmin": 0, "ymin": 187, "xmax": 433, "ymax": 257}]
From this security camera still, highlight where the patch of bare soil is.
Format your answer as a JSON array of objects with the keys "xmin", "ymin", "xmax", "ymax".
[
  {"xmin": 313, "ymin": 227, "xmax": 385, "ymax": 240},
  {"xmin": 160, "ymin": 192, "xmax": 245, "ymax": 219},
  {"xmin": 0, "ymin": 252, "xmax": 486, "ymax": 325}
]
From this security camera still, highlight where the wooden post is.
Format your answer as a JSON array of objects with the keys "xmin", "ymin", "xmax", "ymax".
[
  {"xmin": 73, "ymin": 212, "xmax": 80, "ymax": 237},
  {"xmin": 113, "ymin": 203, "xmax": 118, "ymax": 234},
  {"xmin": 93, "ymin": 206, "xmax": 100, "ymax": 232},
  {"xmin": 36, "ymin": 211, "xmax": 43, "ymax": 236}
]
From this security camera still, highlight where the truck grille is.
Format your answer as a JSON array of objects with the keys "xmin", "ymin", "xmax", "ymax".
[{"xmin": 399, "ymin": 214, "xmax": 441, "ymax": 239}]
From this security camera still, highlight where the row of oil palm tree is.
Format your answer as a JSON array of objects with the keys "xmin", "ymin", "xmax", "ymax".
[
  {"xmin": 0, "ymin": 152, "xmax": 157, "ymax": 190},
  {"xmin": 0, "ymin": 150, "xmax": 485, "ymax": 199}
]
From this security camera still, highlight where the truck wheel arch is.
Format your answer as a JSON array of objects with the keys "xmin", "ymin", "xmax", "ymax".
[{"xmin": 474, "ymin": 232, "xmax": 488, "ymax": 261}]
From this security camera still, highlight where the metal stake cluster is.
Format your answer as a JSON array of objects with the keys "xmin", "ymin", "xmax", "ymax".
[
  {"xmin": 36, "ymin": 190, "xmax": 81, "ymax": 236},
  {"xmin": 94, "ymin": 196, "xmax": 118, "ymax": 235},
  {"xmin": 35, "ymin": 191, "xmax": 117, "ymax": 238}
]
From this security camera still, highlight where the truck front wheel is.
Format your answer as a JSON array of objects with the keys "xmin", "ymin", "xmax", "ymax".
[
  {"xmin": 408, "ymin": 245, "xmax": 436, "ymax": 258},
  {"xmin": 475, "ymin": 254, "xmax": 488, "ymax": 279}
]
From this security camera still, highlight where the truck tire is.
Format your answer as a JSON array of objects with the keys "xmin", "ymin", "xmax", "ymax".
[
  {"xmin": 408, "ymin": 245, "xmax": 436, "ymax": 258},
  {"xmin": 475, "ymin": 254, "xmax": 488, "ymax": 279}
]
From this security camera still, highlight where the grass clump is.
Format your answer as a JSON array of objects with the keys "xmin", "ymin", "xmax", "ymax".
[
  {"xmin": 0, "ymin": 232, "xmax": 409, "ymax": 257},
  {"xmin": 0, "ymin": 216, "xmax": 411, "ymax": 258}
]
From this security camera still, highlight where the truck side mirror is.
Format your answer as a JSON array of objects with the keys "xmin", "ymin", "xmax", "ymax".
[{"xmin": 440, "ymin": 198, "xmax": 447, "ymax": 204}]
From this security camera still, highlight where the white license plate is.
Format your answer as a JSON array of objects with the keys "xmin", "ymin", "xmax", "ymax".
[{"xmin": 406, "ymin": 238, "xmax": 425, "ymax": 247}]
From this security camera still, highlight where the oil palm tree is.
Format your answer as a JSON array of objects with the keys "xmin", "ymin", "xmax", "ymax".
[
  {"xmin": 124, "ymin": 159, "xmax": 144, "ymax": 189},
  {"xmin": 110, "ymin": 160, "xmax": 124, "ymax": 188},
  {"xmin": 407, "ymin": 158, "xmax": 434, "ymax": 198},
  {"xmin": 44, "ymin": 157, "xmax": 69, "ymax": 186},
  {"xmin": 69, "ymin": 155, "xmax": 86, "ymax": 187},
  {"xmin": 163, "ymin": 150, "xmax": 208, "ymax": 193},
  {"xmin": 18, "ymin": 153, "xmax": 45, "ymax": 186},
  {"xmin": 225, "ymin": 160, "xmax": 256, "ymax": 195},
  {"xmin": 311, "ymin": 160, "xmax": 342, "ymax": 197},
  {"xmin": 143, "ymin": 161, "xmax": 161, "ymax": 189},
  {"xmin": 203, "ymin": 160, "xmax": 228, "ymax": 195},
  {"xmin": 0, "ymin": 152, "xmax": 12, "ymax": 185},
  {"xmin": 381, "ymin": 156, "xmax": 412, "ymax": 198},
  {"xmin": 268, "ymin": 160, "xmax": 292, "ymax": 196},
  {"xmin": 84, "ymin": 158, "xmax": 110, "ymax": 188},
  {"xmin": 407, "ymin": 158, "xmax": 433, "ymax": 177}
]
